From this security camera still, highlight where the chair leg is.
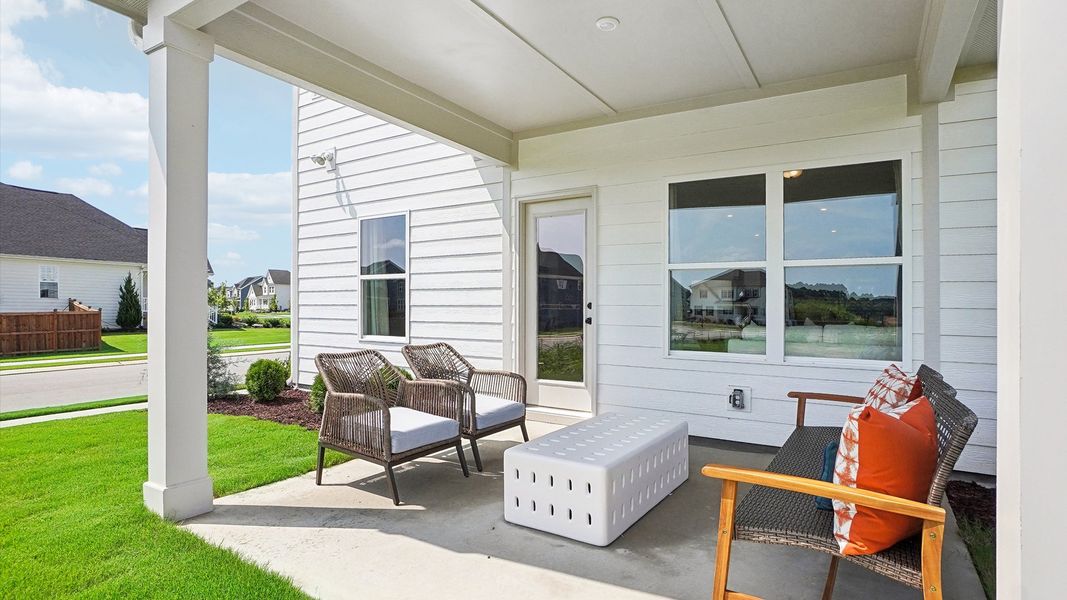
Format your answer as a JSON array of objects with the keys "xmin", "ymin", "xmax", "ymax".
[
  {"xmin": 921, "ymin": 520, "xmax": 945, "ymax": 600},
  {"xmin": 519, "ymin": 421, "xmax": 529, "ymax": 442},
  {"xmin": 315, "ymin": 445, "xmax": 325, "ymax": 485},
  {"xmin": 385, "ymin": 464, "xmax": 400, "ymax": 506},
  {"xmin": 456, "ymin": 441, "xmax": 470, "ymax": 477},
  {"xmin": 712, "ymin": 480, "xmax": 738, "ymax": 600},
  {"xmin": 822, "ymin": 555, "xmax": 840, "ymax": 600},
  {"xmin": 469, "ymin": 438, "xmax": 484, "ymax": 472}
]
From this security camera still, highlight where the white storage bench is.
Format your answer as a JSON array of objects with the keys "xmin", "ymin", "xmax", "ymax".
[{"xmin": 503, "ymin": 412, "xmax": 689, "ymax": 546}]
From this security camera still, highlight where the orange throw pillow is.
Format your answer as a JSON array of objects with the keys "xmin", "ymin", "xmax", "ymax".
[{"xmin": 832, "ymin": 396, "xmax": 938, "ymax": 556}]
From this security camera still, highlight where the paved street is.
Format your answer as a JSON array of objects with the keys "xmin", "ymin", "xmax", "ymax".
[{"xmin": 0, "ymin": 350, "xmax": 288, "ymax": 413}]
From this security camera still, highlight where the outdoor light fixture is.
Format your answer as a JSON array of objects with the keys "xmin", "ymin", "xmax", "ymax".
[
  {"xmin": 308, "ymin": 149, "xmax": 336, "ymax": 172},
  {"xmin": 783, "ymin": 169, "xmax": 804, "ymax": 179},
  {"xmin": 595, "ymin": 16, "xmax": 620, "ymax": 32}
]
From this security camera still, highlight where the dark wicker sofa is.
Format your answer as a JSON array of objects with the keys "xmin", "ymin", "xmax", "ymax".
[{"xmin": 702, "ymin": 365, "xmax": 978, "ymax": 600}]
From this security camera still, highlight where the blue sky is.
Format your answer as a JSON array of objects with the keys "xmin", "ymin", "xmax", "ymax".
[{"xmin": 0, "ymin": 0, "xmax": 293, "ymax": 285}]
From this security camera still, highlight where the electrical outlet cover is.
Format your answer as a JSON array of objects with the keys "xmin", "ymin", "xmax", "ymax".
[{"xmin": 726, "ymin": 386, "xmax": 753, "ymax": 413}]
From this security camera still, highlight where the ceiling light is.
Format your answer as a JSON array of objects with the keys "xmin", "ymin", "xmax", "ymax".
[
  {"xmin": 726, "ymin": 214, "xmax": 734, "ymax": 218},
  {"xmin": 831, "ymin": 229, "xmax": 838, "ymax": 234},
  {"xmin": 819, "ymin": 207, "xmax": 828, "ymax": 212},
  {"xmin": 783, "ymin": 169, "xmax": 804, "ymax": 179},
  {"xmin": 595, "ymin": 16, "xmax": 620, "ymax": 32}
]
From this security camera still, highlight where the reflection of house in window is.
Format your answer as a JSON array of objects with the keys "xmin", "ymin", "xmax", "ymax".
[
  {"xmin": 686, "ymin": 270, "xmax": 766, "ymax": 326},
  {"xmin": 537, "ymin": 245, "xmax": 583, "ymax": 332},
  {"xmin": 363, "ymin": 260, "xmax": 404, "ymax": 275}
]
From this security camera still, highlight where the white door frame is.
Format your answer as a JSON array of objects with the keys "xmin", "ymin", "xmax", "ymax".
[{"xmin": 514, "ymin": 186, "xmax": 598, "ymax": 415}]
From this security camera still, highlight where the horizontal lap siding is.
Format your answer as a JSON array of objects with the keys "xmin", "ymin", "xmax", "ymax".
[
  {"xmin": 937, "ymin": 79, "xmax": 999, "ymax": 473},
  {"xmin": 294, "ymin": 95, "xmax": 504, "ymax": 386},
  {"xmin": 516, "ymin": 76, "xmax": 992, "ymax": 474}
]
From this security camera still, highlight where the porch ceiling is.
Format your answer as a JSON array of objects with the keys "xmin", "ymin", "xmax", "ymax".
[{"xmin": 95, "ymin": 0, "xmax": 996, "ymax": 164}]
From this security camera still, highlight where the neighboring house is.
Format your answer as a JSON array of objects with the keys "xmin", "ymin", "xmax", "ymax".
[
  {"xmin": 247, "ymin": 269, "xmax": 290, "ymax": 311},
  {"xmin": 227, "ymin": 275, "xmax": 264, "ymax": 310},
  {"xmin": 0, "ymin": 183, "xmax": 147, "ymax": 329}
]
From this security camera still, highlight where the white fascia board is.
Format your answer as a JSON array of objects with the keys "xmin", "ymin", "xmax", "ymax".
[
  {"xmin": 917, "ymin": 0, "xmax": 983, "ymax": 103},
  {"xmin": 0, "ymin": 253, "xmax": 147, "ymax": 268},
  {"xmin": 148, "ymin": 0, "xmax": 245, "ymax": 30}
]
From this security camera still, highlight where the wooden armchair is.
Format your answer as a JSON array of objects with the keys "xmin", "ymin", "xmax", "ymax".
[
  {"xmin": 314, "ymin": 350, "xmax": 470, "ymax": 505},
  {"xmin": 402, "ymin": 342, "xmax": 528, "ymax": 472},
  {"xmin": 702, "ymin": 365, "xmax": 978, "ymax": 600}
]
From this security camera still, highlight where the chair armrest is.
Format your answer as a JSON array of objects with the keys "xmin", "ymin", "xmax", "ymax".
[
  {"xmin": 398, "ymin": 379, "xmax": 466, "ymax": 423},
  {"xmin": 700, "ymin": 464, "xmax": 945, "ymax": 523},
  {"xmin": 320, "ymin": 391, "xmax": 391, "ymax": 459},
  {"xmin": 470, "ymin": 369, "xmax": 527, "ymax": 405},
  {"xmin": 787, "ymin": 391, "xmax": 865, "ymax": 428}
]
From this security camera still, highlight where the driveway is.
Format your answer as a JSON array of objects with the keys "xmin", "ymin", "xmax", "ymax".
[{"xmin": 0, "ymin": 350, "xmax": 289, "ymax": 413}]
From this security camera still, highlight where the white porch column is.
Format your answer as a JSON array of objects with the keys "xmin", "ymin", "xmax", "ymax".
[
  {"xmin": 997, "ymin": 0, "xmax": 1067, "ymax": 597},
  {"xmin": 141, "ymin": 17, "xmax": 214, "ymax": 521}
]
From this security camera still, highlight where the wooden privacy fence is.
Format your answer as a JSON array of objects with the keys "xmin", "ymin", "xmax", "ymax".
[{"xmin": 0, "ymin": 299, "xmax": 102, "ymax": 356}]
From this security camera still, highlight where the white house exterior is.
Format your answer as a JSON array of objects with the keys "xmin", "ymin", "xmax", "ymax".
[
  {"xmin": 88, "ymin": 2, "xmax": 1066, "ymax": 593},
  {"xmin": 247, "ymin": 269, "xmax": 290, "ymax": 311},
  {"xmin": 0, "ymin": 183, "xmax": 147, "ymax": 329}
]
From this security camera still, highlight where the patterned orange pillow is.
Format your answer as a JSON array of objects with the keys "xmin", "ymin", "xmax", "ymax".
[
  {"xmin": 864, "ymin": 364, "xmax": 922, "ymax": 411},
  {"xmin": 832, "ymin": 396, "xmax": 938, "ymax": 556}
]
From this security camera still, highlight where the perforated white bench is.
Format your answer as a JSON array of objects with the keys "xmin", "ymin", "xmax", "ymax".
[{"xmin": 503, "ymin": 412, "xmax": 689, "ymax": 546}]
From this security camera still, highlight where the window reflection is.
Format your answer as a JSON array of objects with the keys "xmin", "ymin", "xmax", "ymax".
[
  {"xmin": 785, "ymin": 265, "xmax": 902, "ymax": 360},
  {"xmin": 670, "ymin": 269, "xmax": 766, "ymax": 355},
  {"xmin": 537, "ymin": 214, "xmax": 584, "ymax": 382},
  {"xmin": 669, "ymin": 174, "xmax": 766, "ymax": 262}
]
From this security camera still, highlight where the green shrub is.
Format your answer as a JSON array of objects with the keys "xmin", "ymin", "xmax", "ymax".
[
  {"xmin": 207, "ymin": 337, "xmax": 237, "ymax": 397},
  {"xmin": 308, "ymin": 374, "xmax": 326, "ymax": 414},
  {"xmin": 264, "ymin": 317, "xmax": 283, "ymax": 328},
  {"xmin": 242, "ymin": 314, "xmax": 260, "ymax": 326},
  {"xmin": 116, "ymin": 272, "xmax": 143, "ymax": 330},
  {"xmin": 245, "ymin": 359, "xmax": 288, "ymax": 402},
  {"xmin": 283, "ymin": 320, "xmax": 291, "ymax": 328},
  {"xmin": 216, "ymin": 313, "xmax": 235, "ymax": 328},
  {"xmin": 261, "ymin": 320, "xmax": 273, "ymax": 328}
]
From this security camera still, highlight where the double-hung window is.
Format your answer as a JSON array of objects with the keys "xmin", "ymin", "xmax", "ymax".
[
  {"xmin": 39, "ymin": 266, "xmax": 58, "ymax": 299},
  {"xmin": 359, "ymin": 213, "xmax": 408, "ymax": 340},
  {"xmin": 668, "ymin": 159, "xmax": 906, "ymax": 363}
]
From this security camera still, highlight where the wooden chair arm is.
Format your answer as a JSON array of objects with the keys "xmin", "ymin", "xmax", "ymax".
[
  {"xmin": 700, "ymin": 464, "xmax": 945, "ymax": 523},
  {"xmin": 787, "ymin": 391, "xmax": 865, "ymax": 428}
]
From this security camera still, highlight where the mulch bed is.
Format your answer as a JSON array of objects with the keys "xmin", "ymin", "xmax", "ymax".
[
  {"xmin": 208, "ymin": 388, "xmax": 322, "ymax": 431},
  {"xmin": 946, "ymin": 480, "xmax": 995, "ymax": 529}
]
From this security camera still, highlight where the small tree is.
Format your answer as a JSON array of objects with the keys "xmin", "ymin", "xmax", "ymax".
[
  {"xmin": 116, "ymin": 272, "xmax": 143, "ymax": 330},
  {"xmin": 208, "ymin": 281, "xmax": 229, "ymax": 313},
  {"xmin": 207, "ymin": 336, "xmax": 237, "ymax": 397},
  {"xmin": 268, "ymin": 294, "xmax": 279, "ymax": 313}
]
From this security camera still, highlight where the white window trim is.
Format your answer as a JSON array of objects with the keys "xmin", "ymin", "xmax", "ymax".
[
  {"xmin": 662, "ymin": 153, "xmax": 912, "ymax": 369},
  {"xmin": 39, "ymin": 265, "xmax": 59, "ymax": 299},
  {"xmin": 357, "ymin": 210, "xmax": 411, "ymax": 344}
]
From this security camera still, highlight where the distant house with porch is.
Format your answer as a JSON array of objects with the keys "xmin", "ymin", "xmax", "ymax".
[
  {"xmin": 247, "ymin": 269, "xmax": 290, "ymax": 311},
  {"xmin": 227, "ymin": 275, "xmax": 264, "ymax": 310}
]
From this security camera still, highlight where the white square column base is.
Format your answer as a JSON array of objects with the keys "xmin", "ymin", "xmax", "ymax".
[
  {"xmin": 503, "ymin": 412, "xmax": 689, "ymax": 546},
  {"xmin": 143, "ymin": 476, "xmax": 214, "ymax": 521}
]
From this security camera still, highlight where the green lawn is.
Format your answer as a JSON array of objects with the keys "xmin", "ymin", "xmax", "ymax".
[
  {"xmin": 957, "ymin": 517, "xmax": 995, "ymax": 599},
  {"xmin": 0, "ymin": 395, "xmax": 147, "ymax": 421},
  {"xmin": 0, "ymin": 329, "xmax": 290, "ymax": 366},
  {"xmin": 0, "ymin": 410, "xmax": 349, "ymax": 598}
]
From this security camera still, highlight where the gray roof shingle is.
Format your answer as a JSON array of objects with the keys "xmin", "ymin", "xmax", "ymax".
[{"xmin": 267, "ymin": 269, "xmax": 290, "ymax": 285}]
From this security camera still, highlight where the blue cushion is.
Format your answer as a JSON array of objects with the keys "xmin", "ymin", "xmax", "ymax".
[
  {"xmin": 815, "ymin": 440, "xmax": 839, "ymax": 511},
  {"xmin": 470, "ymin": 394, "xmax": 525, "ymax": 430}
]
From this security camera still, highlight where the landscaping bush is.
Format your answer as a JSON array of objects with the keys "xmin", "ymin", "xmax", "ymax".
[
  {"xmin": 264, "ymin": 317, "xmax": 283, "ymax": 328},
  {"xmin": 242, "ymin": 314, "xmax": 260, "ymax": 326},
  {"xmin": 245, "ymin": 359, "xmax": 288, "ymax": 402},
  {"xmin": 261, "ymin": 320, "xmax": 273, "ymax": 328},
  {"xmin": 116, "ymin": 272, "xmax": 143, "ymax": 330},
  {"xmin": 216, "ymin": 313, "xmax": 235, "ymax": 328},
  {"xmin": 207, "ymin": 337, "xmax": 238, "ymax": 397},
  {"xmin": 308, "ymin": 374, "xmax": 326, "ymax": 414}
]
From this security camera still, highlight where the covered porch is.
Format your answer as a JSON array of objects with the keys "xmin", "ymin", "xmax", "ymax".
[{"xmin": 89, "ymin": 1, "xmax": 1065, "ymax": 598}]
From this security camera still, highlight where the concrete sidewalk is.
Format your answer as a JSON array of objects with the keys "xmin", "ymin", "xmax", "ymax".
[
  {"xmin": 184, "ymin": 423, "xmax": 984, "ymax": 600},
  {"xmin": 0, "ymin": 402, "xmax": 148, "ymax": 428}
]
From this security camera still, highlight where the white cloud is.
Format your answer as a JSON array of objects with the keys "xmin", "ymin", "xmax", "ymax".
[
  {"xmin": 55, "ymin": 176, "xmax": 113, "ymax": 197},
  {"xmin": 127, "ymin": 181, "xmax": 148, "ymax": 197},
  {"xmin": 61, "ymin": 0, "xmax": 87, "ymax": 13},
  {"xmin": 209, "ymin": 222, "xmax": 261, "ymax": 241},
  {"xmin": 7, "ymin": 159, "xmax": 42, "ymax": 180},
  {"xmin": 88, "ymin": 162, "xmax": 122, "ymax": 176},
  {"xmin": 213, "ymin": 251, "xmax": 245, "ymax": 267},
  {"xmin": 0, "ymin": 4, "xmax": 149, "ymax": 161},
  {"xmin": 208, "ymin": 171, "xmax": 291, "ymax": 227}
]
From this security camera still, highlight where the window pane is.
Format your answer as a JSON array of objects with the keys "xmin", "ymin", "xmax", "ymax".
[
  {"xmin": 40, "ymin": 282, "xmax": 58, "ymax": 299},
  {"xmin": 784, "ymin": 160, "xmax": 902, "ymax": 259},
  {"xmin": 785, "ymin": 265, "xmax": 902, "ymax": 360},
  {"xmin": 670, "ymin": 268, "xmax": 766, "ymax": 355},
  {"xmin": 669, "ymin": 174, "xmax": 766, "ymax": 262},
  {"xmin": 360, "ymin": 215, "xmax": 406, "ymax": 274},
  {"xmin": 536, "ymin": 213, "xmax": 584, "ymax": 382},
  {"xmin": 362, "ymin": 279, "xmax": 405, "ymax": 337}
]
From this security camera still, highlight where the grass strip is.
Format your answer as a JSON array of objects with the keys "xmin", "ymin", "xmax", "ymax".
[{"xmin": 0, "ymin": 395, "xmax": 148, "ymax": 422}]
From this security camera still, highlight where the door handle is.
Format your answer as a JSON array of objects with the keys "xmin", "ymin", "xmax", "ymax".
[
  {"xmin": 586, "ymin": 302, "xmax": 592, "ymax": 309},
  {"xmin": 585, "ymin": 317, "xmax": 593, "ymax": 325}
]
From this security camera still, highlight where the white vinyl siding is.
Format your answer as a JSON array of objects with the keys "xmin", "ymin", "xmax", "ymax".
[
  {"xmin": 936, "ymin": 78, "xmax": 998, "ymax": 474},
  {"xmin": 0, "ymin": 255, "xmax": 145, "ymax": 328},
  {"xmin": 294, "ymin": 90, "xmax": 505, "ymax": 386},
  {"xmin": 514, "ymin": 75, "xmax": 992, "ymax": 474}
]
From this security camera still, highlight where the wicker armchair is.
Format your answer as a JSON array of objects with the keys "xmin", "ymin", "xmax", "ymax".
[
  {"xmin": 402, "ymin": 342, "xmax": 528, "ymax": 472},
  {"xmin": 702, "ymin": 365, "xmax": 978, "ymax": 600},
  {"xmin": 314, "ymin": 350, "xmax": 469, "ymax": 505}
]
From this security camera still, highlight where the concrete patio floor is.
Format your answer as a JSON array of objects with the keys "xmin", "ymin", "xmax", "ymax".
[{"xmin": 183, "ymin": 421, "xmax": 984, "ymax": 600}]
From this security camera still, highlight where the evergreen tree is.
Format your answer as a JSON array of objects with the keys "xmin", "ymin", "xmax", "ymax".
[
  {"xmin": 116, "ymin": 272, "xmax": 143, "ymax": 330},
  {"xmin": 269, "ymin": 294, "xmax": 279, "ymax": 313}
]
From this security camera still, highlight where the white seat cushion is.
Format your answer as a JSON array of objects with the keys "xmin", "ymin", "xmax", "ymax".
[
  {"xmin": 470, "ymin": 394, "xmax": 525, "ymax": 430},
  {"xmin": 344, "ymin": 407, "xmax": 458, "ymax": 454}
]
